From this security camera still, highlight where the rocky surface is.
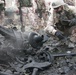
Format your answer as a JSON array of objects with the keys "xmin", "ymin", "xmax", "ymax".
[
  {"xmin": 0, "ymin": 26, "xmax": 76, "ymax": 75},
  {"xmin": 0, "ymin": 10, "xmax": 76, "ymax": 75}
]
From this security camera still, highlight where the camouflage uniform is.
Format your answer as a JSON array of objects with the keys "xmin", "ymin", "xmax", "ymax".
[{"xmin": 44, "ymin": 3, "xmax": 76, "ymax": 35}]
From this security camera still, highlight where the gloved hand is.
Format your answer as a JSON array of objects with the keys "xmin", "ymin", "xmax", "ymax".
[
  {"xmin": 69, "ymin": 18, "xmax": 76, "ymax": 26},
  {"xmin": 55, "ymin": 31, "xmax": 65, "ymax": 40}
]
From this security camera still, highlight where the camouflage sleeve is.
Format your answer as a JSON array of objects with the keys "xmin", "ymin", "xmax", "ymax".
[
  {"xmin": 44, "ymin": 9, "xmax": 57, "ymax": 35},
  {"xmin": 44, "ymin": 24, "xmax": 57, "ymax": 35},
  {"xmin": 68, "ymin": 5, "xmax": 76, "ymax": 15}
]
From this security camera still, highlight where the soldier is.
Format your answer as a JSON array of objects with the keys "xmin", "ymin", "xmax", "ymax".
[{"xmin": 44, "ymin": 0, "xmax": 76, "ymax": 40}]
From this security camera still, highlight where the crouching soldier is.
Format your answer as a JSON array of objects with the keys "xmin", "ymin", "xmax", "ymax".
[{"xmin": 44, "ymin": 0, "xmax": 76, "ymax": 42}]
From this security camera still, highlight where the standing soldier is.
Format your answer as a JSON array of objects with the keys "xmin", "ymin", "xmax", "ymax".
[
  {"xmin": 17, "ymin": 0, "xmax": 35, "ymax": 31},
  {"xmin": 44, "ymin": 0, "xmax": 76, "ymax": 42}
]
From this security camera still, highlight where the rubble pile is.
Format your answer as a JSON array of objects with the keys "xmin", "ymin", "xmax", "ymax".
[{"xmin": 0, "ymin": 30, "xmax": 76, "ymax": 75}]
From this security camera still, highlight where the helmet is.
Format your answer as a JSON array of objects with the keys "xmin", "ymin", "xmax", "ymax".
[
  {"xmin": 28, "ymin": 32, "xmax": 44, "ymax": 49},
  {"xmin": 51, "ymin": 0, "xmax": 65, "ymax": 8},
  {"xmin": 0, "ymin": 0, "xmax": 4, "ymax": 4}
]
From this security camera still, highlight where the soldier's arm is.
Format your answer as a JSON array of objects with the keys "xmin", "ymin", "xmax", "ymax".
[
  {"xmin": 44, "ymin": 9, "xmax": 57, "ymax": 35},
  {"xmin": 44, "ymin": 9, "xmax": 65, "ymax": 40},
  {"xmin": 67, "ymin": 5, "xmax": 76, "ymax": 26},
  {"xmin": 68, "ymin": 5, "xmax": 76, "ymax": 15}
]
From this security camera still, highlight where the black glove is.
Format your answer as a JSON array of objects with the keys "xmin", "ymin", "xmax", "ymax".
[
  {"xmin": 69, "ymin": 18, "xmax": 76, "ymax": 26},
  {"xmin": 55, "ymin": 31, "xmax": 65, "ymax": 40}
]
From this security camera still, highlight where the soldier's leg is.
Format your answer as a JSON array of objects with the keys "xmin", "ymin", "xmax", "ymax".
[{"xmin": 68, "ymin": 26, "xmax": 76, "ymax": 43}]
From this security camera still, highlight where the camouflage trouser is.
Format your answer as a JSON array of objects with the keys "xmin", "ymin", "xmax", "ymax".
[
  {"xmin": 22, "ymin": 7, "xmax": 47, "ymax": 31},
  {"xmin": 68, "ymin": 26, "xmax": 76, "ymax": 43},
  {"xmin": 56, "ymin": 25, "xmax": 76, "ymax": 43},
  {"xmin": 0, "ymin": 11, "xmax": 5, "ymax": 25}
]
